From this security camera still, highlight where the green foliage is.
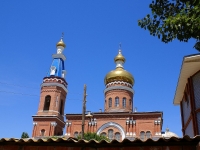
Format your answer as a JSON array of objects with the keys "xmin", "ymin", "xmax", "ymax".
[
  {"xmin": 138, "ymin": 0, "xmax": 200, "ymax": 51},
  {"xmin": 77, "ymin": 132, "xmax": 110, "ymax": 142},
  {"xmin": 21, "ymin": 132, "xmax": 29, "ymax": 138}
]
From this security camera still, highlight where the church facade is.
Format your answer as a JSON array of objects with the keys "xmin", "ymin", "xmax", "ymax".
[{"xmin": 32, "ymin": 37, "xmax": 163, "ymax": 141}]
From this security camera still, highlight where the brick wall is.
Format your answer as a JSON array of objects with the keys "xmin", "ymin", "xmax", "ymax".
[{"xmin": 66, "ymin": 112, "xmax": 162, "ymax": 141}]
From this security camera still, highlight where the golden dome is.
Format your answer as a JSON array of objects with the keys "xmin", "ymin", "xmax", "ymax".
[
  {"xmin": 56, "ymin": 39, "xmax": 66, "ymax": 48},
  {"xmin": 104, "ymin": 67, "xmax": 134, "ymax": 85},
  {"xmin": 114, "ymin": 50, "xmax": 125, "ymax": 62},
  {"xmin": 105, "ymin": 49, "xmax": 134, "ymax": 85}
]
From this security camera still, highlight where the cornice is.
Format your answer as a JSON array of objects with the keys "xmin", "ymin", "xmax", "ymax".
[
  {"xmin": 104, "ymin": 86, "xmax": 134, "ymax": 94},
  {"xmin": 41, "ymin": 82, "xmax": 68, "ymax": 93}
]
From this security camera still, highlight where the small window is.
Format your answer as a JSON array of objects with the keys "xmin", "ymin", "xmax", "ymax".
[
  {"xmin": 101, "ymin": 132, "xmax": 106, "ymax": 137},
  {"xmin": 129, "ymin": 99, "xmax": 131, "ymax": 105},
  {"xmin": 62, "ymin": 70, "xmax": 66, "ymax": 78},
  {"xmin": 108, "ymin": 129, "xmax": 114, "ymax": 140},
  {"xmin": 146, "ymin": 131, "xmax": 151, "ymax": 139},
  {"xmin": 44, "ymin": 95, "xmax": 51, "ymax": 111},
  {"xmin": 115, "ymin": 97, "xmax": 119, "ymax": 107},
  {"xmin": 140, "ymin": 131, "xmax": 145, "ymax": 141},
  {"xmin": 50, "ymin": 66, "xmax": 56, "ymax": 75},
  {"xmin": 123, "ymin": 97, "xmax": 126, "ymax": 108},
  {"xmin": 59, "ymin": 100, "xmax": 63, "ymax": 115},
  {"xmin": 41, "ymin": 129, "xmax": 45, "ymax": 136},
  {"xmin": 115, "ymin": 132, "xmax": 121, "ymax": 141},
  {"xmin": 109, "ymin": 98, "xmax": 112, "ymax": 108},
  {"xmin": 74, "ymin": 132, "xmax": 78, "ymax": 138}
]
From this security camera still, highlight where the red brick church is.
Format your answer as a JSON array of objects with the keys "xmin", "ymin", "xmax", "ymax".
[{"xmin": 32, "ymin": 36, "xmax": 176, "ymax": 141}]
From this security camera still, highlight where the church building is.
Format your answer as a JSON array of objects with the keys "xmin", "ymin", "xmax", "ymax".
[
  {"xmin": 32, "ymin": 37, "xmax": 67, "ymax": 137},
  {"xmin": 174, "ymin": 54, "xmax": 200, "ymax": 137},
  {"xmin": 32, "ymin": 36, "xmax": 166, "ymax": 141}
]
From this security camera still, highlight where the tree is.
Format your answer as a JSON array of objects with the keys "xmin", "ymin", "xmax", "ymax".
[
  {"xmin": 77, "ymin": 132, "xmax": 110, "ymax": 142},
  {"xmin": 21, "ymin": 132, "xmax": 29, "ymax": 138},
  {"xmin": 138, "ymin": 0, "xmax": 200, "ymax": 51}
]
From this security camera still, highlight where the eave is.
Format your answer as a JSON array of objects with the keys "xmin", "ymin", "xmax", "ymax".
[{"xmin": 173, "ymin": 54, "xmax": 200, "ymax": 105}]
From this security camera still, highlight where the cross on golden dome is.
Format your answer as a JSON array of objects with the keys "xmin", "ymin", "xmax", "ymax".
[{"xmin": 56, "ymin": 33, "xmax": 66, "ymax": 48}]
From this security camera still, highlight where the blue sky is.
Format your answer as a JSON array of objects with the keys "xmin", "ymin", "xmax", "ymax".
[{"xmin": 0, "ymin": 0, "xmax": 196, "ymax": 138}]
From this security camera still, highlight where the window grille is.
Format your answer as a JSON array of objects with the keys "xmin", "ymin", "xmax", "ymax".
[
  {"xmin": 146, "ymin": 131, "xmax": 151, "ymax": 139},
  {"xmin": 109, "ymin": 98, "xmax": 112, "ymax": 108},
  {"xmin": 115, "ymin": 97, "xmax": 119, "ymax": 107},
  {"xmin": 140, "ymin": 131, "xmax": 145, "ymax": 141},
  {"xmin": 123, "ymin": 97, "xmax": 126, "ymax": 108},
  {"xmin": 115, "ymin": 132, "xmax": 121, "ymax": 141},
  {"xmin": 108, "ymin": 129, "xmax": 114, "ymax": 140}
]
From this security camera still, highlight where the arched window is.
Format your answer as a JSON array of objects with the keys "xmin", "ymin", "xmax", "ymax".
[
  {"xmin": 123, "ymin": 97, "xmax": 126, "ymax": 108},
  {"xmin": 50, "ymin": 66, "xmax": 56, "ymax": 75},
  {"xmin": 115, "ymin": 132, "xmax": 121, "ymax": 141},
  {"xmin": 74, "ymin": 131, "xmax": 78, "ymax": 138},
  {"xmin": 109, "ymin": 98, "xmax": 112, "ymax": 108},
  {"xmin": 129, "ymin": 99, "xmax": 131, "ymax": 106},
  {"xmin": 43, "ymin": 95, "xmax": 51, "ymax": 111},
  {"xmin": 41, "ymin": 129, "xmax": 45, "ymax": 136},
  {"xmin": 101, "ymin": 132, "xmax": 106, "ymax": 137},
  {"xmin": 115, "ymin": 97, "xmax": 119, "ymax": 107},
  {"xmin": 146, "ymin": 131, "xmax": 151, "ymax": 139},
  {"xmin": 140, "ymin": 131, "xmax": 145, "ymax": 141},
  {"xmin": 59, "ymin": 100, "xmax": 63, "ymax": 115},
  {"xmin": 108, "ymin": 129, "xmax": 114, "ymax": 140}
]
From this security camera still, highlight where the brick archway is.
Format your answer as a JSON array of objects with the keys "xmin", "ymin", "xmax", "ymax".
[{"xmin": 96, "ymin": 122, "xmax": 125, "ymax": 140}]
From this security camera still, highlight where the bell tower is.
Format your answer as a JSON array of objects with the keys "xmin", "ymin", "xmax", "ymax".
[
  {"xmin": 104, "ymin": 46, "xmax": 134, "ymax": 112},
  {"xmin": 32, "ymin": 35, "xmax": 68, "ymax": 137}
]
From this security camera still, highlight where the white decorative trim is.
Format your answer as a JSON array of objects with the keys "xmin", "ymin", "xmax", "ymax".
[
  {"xmin": 106, "ymin": 81, "xmax": 132, "ymax": 88},
  {"xmin": 104, "ymin": 86, "xmax": 134, "ymax": 94},
  {"xmin": 51, "ymin": 122, "xmax": 57, "ymax": 126},
  {"xmin": 32, "ymin": 115, "xmax": 65, "ymax": 124},
  {"xmin": 52, "ymin": 54, "xmax": 66, "ymax": 60},
  {"xmin": 38, "ymin": 110, "xmax": 60, "ymax": 113},
  {"xmin": 41, "ymin": 83, "xmax": 68, "ymax": 93},
  {"xmin": 96, "ymin": 122, "xmax": 126, "ymax": 140},
  {"xmin": 43, "ymin": 78, "xmax": 67, "ymax": 87}
]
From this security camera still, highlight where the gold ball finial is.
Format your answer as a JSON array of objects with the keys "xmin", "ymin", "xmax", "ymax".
[
  {"xmin": 56, "ymin": 33, "xmax": 66, "ymax": 48},
  {"xmin": 114, "ymin": 44, "xmax": 126, "ymax": 63}
]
